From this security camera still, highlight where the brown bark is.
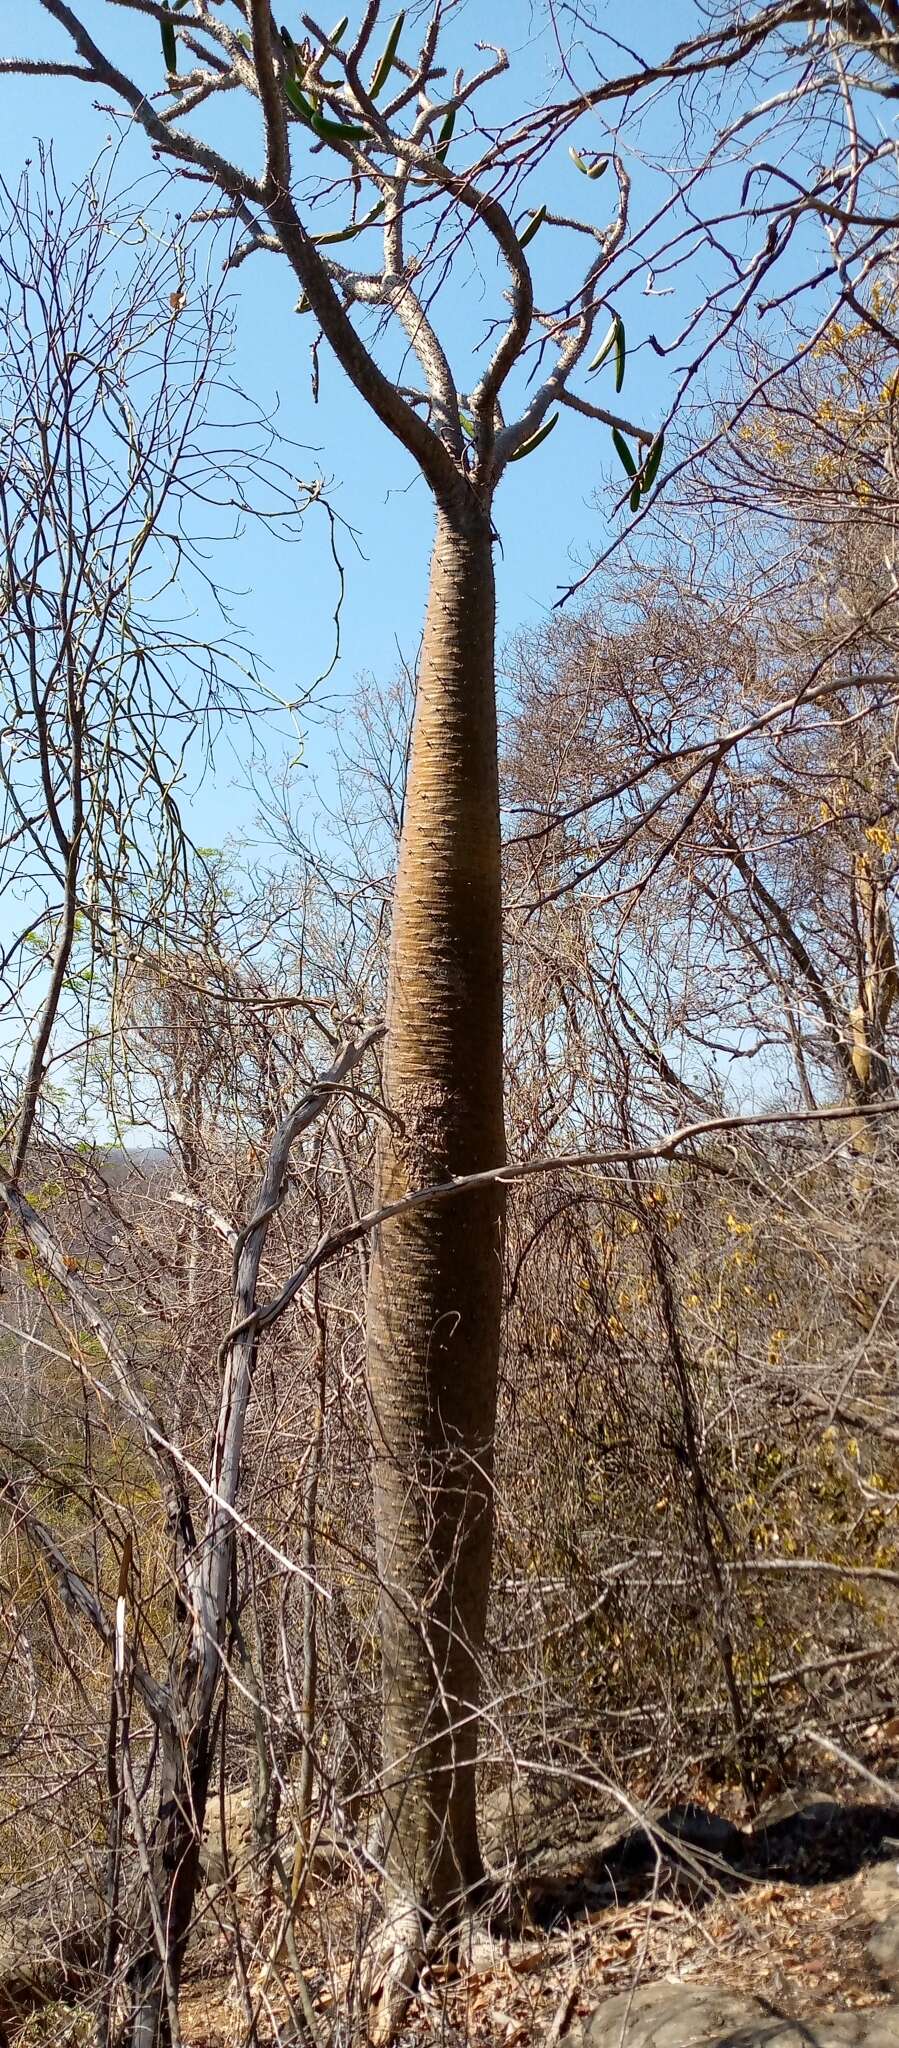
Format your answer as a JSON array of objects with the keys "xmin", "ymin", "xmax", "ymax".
[{"xmin": 367, "ymin": 498, "xmax": 506, "ymax": 1922}]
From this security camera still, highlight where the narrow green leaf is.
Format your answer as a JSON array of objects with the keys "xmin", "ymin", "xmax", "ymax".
[
  {"xmin": 435, "ymin": 104, "xmax": 456, "ymax": 162},
  {"xmin": 310, "ymin": 111, "xmax": 369, "ymax": 142},
  {"xmin": 641, "ymin": 431, "xmax": 665, "ymax": 495},
  {"xmin": 284, "ymin": 74, "xmax": 314, "ymax": 123},
  {"xmin": 629, "ymin": 480, "xmax": 642, "ymax": 512},
  {"xmin": 519, "ymin": 205, "xmax": 547, "ymax": 250},
  {"xmin": 612, "ymin": 426, "xmax": 636, "ymax": 478},
  {"xmin": 588, "ymin": 316, "xmax": 618, "ymax": 375},
  {"xmin": 569, "ymin": 147, "xmax": 608, "ymax": 179},
  {"xmin": 509, "ymin": 411, "xmax": 559, "ymax": 462},
  {"xmin": 459, "ymin": 412, "xmax": 475, "ymax": 438},
  {"xmin": 327, "ymin": 14, "xmax": 349, "ymax": 44},
  {"xmin": 315, "ymin": 199, "xmax": 385, "ymax": 245},
  {"xmin": 370, "ymin": 11, "xmax": 405, "ymax": 98},
  {"xmin": 614, "ymin": 316, "xmax": 626, "ymax": 393},
  {"xmin": 161, "ymin": 1, "xmax": 177, "ymax": 75}
]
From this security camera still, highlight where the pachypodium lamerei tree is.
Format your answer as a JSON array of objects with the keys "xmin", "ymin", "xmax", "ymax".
[{"xmin": 7, "ymin": 0, "xmax": 660, "ymax": 2009}]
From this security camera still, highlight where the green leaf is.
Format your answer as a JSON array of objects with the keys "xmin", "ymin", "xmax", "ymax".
[
  {"xmin": 459, "ymin": 411, "xmax": 475, "ymax": 438},
  {"xmin": 327, "ymin": 14, "xmax": 349, "ymax": 44},
  {"xmin": 614, "ymin": 316, "xmax": 626, "ymax": 393},
  {"xmin": 284, "ymin": 74, "xmax": 314, "ymax": 123},
  {"xmin": 370, "ymin": 12, "xmax": 405, "ymax": 98},
  {"xmin": 161, "ymin": 1, "xmax": 177, "ymax": 75},
  {"xmin": 435, "ymin": 104, "xmax": 456, "ymax": 162},
  {"xmin": 612, "ymin": 426, "xmax": 636, "ymax": 478},
  {"xmin": 310, "ymin": 111, "xmax": 369, "ymax": 142},
  {"xmin": 588, "ymin": 316, "xmax": 619, "ymax": 375},
  {"xmin": 641, "ymin": 431, "xmax": 665, "ymax": 495},
  {"xmin": 585, "ymin": 308, "xmax": 626, "ymax": 393},
  {"xmin": 629, "ymin": 480, "xmax": 642, "ymax": 512},
  {"xmin": 315, "ymin": 198, "xmax": 385, "ymax": 245},
  {"xmin": 569, "ymin": 147, "xmax": 608, "ymax": 180},
  {"xmin": 519, "ymin": 205, "xmax": 547, "ymax": 250},
  {"xmin": 509, "ymin": 411, "xmax": 559, "ymax": 462}
]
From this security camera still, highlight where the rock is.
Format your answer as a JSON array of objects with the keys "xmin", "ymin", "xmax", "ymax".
[
  {"xmin": 856, "ymin": 1858, "xmax": 899, "ymax": 1986},
  {"xmin": 658, "ymin": 1806, "xmax": 746, "ymax": 1862},
  {"xmin": 481, "ymin": 1775, "xmax": 543, "ymax": 1856},
  {"xmin": 755, "ymin": 1788, "xmax": 837, "ymax": 1828},
  {"xmin": 495, "ymin": 1792, "xmax": 899, "ymax": 1939},
  {"xmin": 574, "ymin": 1983, "xmax": 769, "ymax": 2048},
  {"xmin": 869, "ymin": 1924, "xmax": 899, "ymax": 1992},
  {"xmin": 573, "ymin": 1981, "xmax": 899, "ymax": 2048},
  {"xmin": 481, "ymin": 1775, "xmax": 609, "ymax": 1863},
  {"xmin": 0, "ymin": 1882, "xmax": 101, "ymax": 2027},
  {"xmin": 200, "ymin": 1786, "xmax": 257, "ymax": 1891},
  {"xmin": 747, "ymin": 1799, "xmax": 898, "ymax": 1882}
]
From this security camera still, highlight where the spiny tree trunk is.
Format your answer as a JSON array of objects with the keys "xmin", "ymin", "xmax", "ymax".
[{"xmin": 367, "ymin": 495, "xmax": 505, "ymax": 1925}]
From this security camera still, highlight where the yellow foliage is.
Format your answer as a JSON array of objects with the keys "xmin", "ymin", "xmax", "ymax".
[{"xmin": 865, "ymin": 820, "xmax": 892, "ymax": 856}]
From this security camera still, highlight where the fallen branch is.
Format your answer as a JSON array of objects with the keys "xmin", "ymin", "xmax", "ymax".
[{"xmin": 797, "ymin": 1389, "xmax": 899, "ymax": 1447}]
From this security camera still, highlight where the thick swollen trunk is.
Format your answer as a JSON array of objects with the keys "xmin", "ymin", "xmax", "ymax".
[{"xmin": 367, "ymin": 500, "xmax": 506, "ymax": 1924}]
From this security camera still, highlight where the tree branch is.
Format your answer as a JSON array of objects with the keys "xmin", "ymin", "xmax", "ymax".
[{"xmin": 6, "ymin": 1489, "xmax": 172, "ymax": 1726}]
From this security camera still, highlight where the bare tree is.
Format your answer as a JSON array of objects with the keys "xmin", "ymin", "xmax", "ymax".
[
  {"xmin": 0, "ymin": 146, "xmax": 317, "ymax": 1181},
  {"xmin": 538, "ymin": 0, "xmax": 899, "ymax": 597},
  {"xmin": 0, "ymin": 149, "xmax": 344, "ymax": 2048}
]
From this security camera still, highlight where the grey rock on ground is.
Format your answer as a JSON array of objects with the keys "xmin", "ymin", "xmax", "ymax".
[
  {"xmin": 0, "ymin": 1879, "xmax": 101, "ymax": 2027},
  {"xmin": 856, "ymin": 1859, "xmax": 899, "ymax": 1988},
  {"xmin": 573, "ymin": 1981, "xmax": 899, "ymax": 2048}
]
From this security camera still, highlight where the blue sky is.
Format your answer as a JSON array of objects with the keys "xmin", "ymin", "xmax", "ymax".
[
  {"xmin": 2, "ymin": 1, "xmax": 702, "ymax": 854},
  {"xmin": 7, "ymin": 2, "xmax": 887, "ymax": 1126}
]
